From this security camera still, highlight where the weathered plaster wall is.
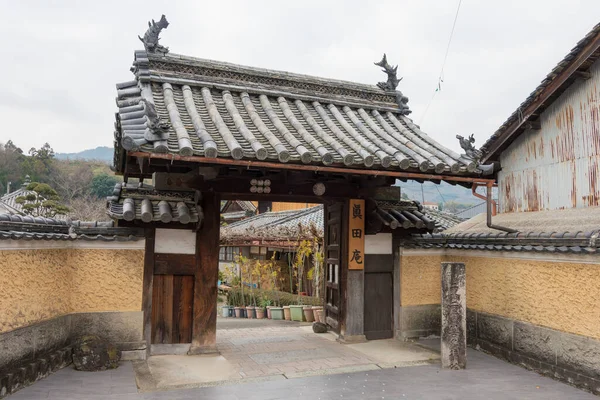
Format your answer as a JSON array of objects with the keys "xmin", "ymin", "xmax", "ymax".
[
  {"xmin": 0, "ymin": 250, "xmax": 72, "ymax": 333},
  {"xmin": 400, "ymin": 255, "xmax": 442, "ymax": 306},
  {"xmin": 70, "ymin": 249, "xmax": 144, "ymax": 312},
  {"xmin": 401, "ymin": 253, "xmax": 600, "ymax": 339},
  {"xmin": 0, "ymin": 248, "xmax": 144, "ymax": 334}
]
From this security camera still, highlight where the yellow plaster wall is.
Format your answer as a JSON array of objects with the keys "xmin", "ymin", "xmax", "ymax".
[
  {"xmin": 70, "ymin": 249, "xmax": 144, "ymax": 312},
  {"xmin": 401, "ymin": 254, "xmax": 600, "ymax": 339},
  {"xmin": 0, "ymin": 248, "xmax": 144, "ymax": 334},
  {"xmin": 400, "ymin": 255, "xmax": 442, "ymax": 306},
  {"xmin": 0, "ymin": 249, "xmax": 72, "ymax": 333}
]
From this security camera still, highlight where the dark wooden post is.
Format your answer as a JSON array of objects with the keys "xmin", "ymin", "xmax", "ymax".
[
  {"xmin": 188, "ymin": 192, "xmax": 220, "ymax": 355},
  {"xmin": 441, "ymin": 262, "xmax": 466, "ymax": 369},
  {"xmin": 142, "ymin": 228, "xmax": 155, "ymax": 358}
]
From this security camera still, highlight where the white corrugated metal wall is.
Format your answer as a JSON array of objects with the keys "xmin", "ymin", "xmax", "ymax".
[{"xmin": 498, "ymin": 58, "xmax": 600, "ymax": 213}]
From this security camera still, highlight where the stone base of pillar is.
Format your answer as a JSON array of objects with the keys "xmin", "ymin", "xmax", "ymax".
[
  {"xmin": 337, "ymin": 334, "xmax": 367, "ymax": 344},
  {"xmin": 187, "ymin": 344, "xmax": 219, "ymax": 355},
  {"xmin": 441, "ymin": 262, "xmax": 466, "ymax": 370}
]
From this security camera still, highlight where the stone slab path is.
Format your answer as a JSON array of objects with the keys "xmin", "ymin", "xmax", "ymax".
[
  {"xmin": 9, "ymin": 349, "xmax": 595, "ymax": 399},
  {"xmin": 135, "ymin": 319, "xmax": 439, "ymax": 391}
]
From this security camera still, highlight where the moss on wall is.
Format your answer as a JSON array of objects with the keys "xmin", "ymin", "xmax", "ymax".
[
  {"xmin": 401, "ymin": 254, "xmax": 600, "ymax": 339},
  {"xmin": 0, "ymin": 248, "xmax": 144, "ymax": 334}
]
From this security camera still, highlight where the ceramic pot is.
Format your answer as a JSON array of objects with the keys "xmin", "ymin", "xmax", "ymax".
[
  {"xmin": 266, "ymin": 306, "xmax": 272, "ymax": 319},
  {"xmin": 312, "ymin": 306, "xmax": 322, "ymax": 323},
  {"xmin": 256, "ymin": 307, "xmax": 266, "ymax": 319},
  {"xmin": 246, "ymin": 306, "xmax": 255, "ymax": 319},
  {"xmin": 315, "ymin": 309, "xmax": 324, "ymax": 323},
  {"xmin": 222, "ymin": 306, "xmax": 231, "ymax": 317},
  {"xmin": 283, "ymin": 306, "xmax": 291, "ymax": 321},
  {"xmin": 270, "ymin": 307, "xmax": 284, "ymax": 320},
  {"xmin": 290, "ymin": 305, "xmax": 305, "ymax": 322},
  {"xmin": 303, "ymin": 306, "xmax": 315, "ymax": 322},
  {"xmin": 234, "ymin": 306, "xmax": 242, "ymax": 318}
]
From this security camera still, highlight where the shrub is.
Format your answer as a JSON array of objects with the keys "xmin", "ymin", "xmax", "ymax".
[{"xmin": 226, "ymin": 287, "xmax": 322, "ymax": 307}]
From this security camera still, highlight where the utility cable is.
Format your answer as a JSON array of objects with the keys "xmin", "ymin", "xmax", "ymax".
[{"xmin": 419, "ymin": 0, "xmax": 463, "ymax": 125}]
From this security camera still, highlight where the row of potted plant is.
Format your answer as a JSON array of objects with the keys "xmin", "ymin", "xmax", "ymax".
[{"xmin": 222, "ymin": 304, "xmax": 325, "ymax": 322}]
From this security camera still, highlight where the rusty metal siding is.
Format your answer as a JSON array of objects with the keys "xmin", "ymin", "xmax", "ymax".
[{"xmin": 498, "ymin": 58, "xmax": 600, "ymax": 213}]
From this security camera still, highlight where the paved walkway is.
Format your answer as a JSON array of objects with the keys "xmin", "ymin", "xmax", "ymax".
[
  {"xmin": 9, "ymin": 349, "xmax": 595, "ymax": 399},
  {"xmin": 6, "ymin": 319, "xmax": 596, "ymax": 399},
  {"xmin": 137, "ymin": 319, "xmax": 438, "ymax": 390}
]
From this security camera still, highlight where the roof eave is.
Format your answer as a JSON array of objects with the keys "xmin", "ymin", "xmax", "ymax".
[{"xmin": 481, "ymin": 26, "xmax": 600, "ymax": 164}]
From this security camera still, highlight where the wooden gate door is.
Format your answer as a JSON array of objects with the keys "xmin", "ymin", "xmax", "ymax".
[
  {"xmin": 151, "ymin": 254, "xmax": 195, "ymax": 344},
  {"xmin": 364, "ymin": 257, "xmax": 393, "ymax": 340},
  {"xmin": 324, "ymin": 202, "xmax": 344, "ymax": 333}
]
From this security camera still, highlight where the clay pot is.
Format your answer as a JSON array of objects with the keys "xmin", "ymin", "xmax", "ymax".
[
  {"xmin": 290, "ymin": 305, "xmax": 304, "ymax": 322},
  {"xmin": 283, "ymin": 306, "xmax": 291, "ymax": 321},
  {"xmin": 315, "ymin": 309, "xmax": 324, "ymax": 323},
  {"xmin": 312, "ymin": 307, "xmax": 322, "ymax": 323},
  {"xmin": 303, "ymin": 306, "xmax": 315, "ymax": 322},
  {"xmin": 234, "ymin": 307, "xmax": 242, "ymax": 318},
  {"xmin": 266, "ymin": 306, "xmax": 272, "ymax": 319},
  {"xmin": 222, "ymin": 306, "xmax": 231, "ymax": 317},
  {"xmin": 298, "ymin": 292, "xmax": 308, "ymax": 296},
  {"xmin": 256, "ymin": 307, "xmax": 266, "ymax": 319},
  {"xmin": 271, "ymin": 307, "xmax": 284, "ymax": 320},
  {"xmin": 246, "ymin": 306, "xmax": 256, "ymax": 319}
]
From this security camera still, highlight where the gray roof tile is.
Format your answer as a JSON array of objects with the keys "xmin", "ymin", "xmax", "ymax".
[{"xmin": 113, "ymin": 50, "xmax": 490, "ymax": 176}]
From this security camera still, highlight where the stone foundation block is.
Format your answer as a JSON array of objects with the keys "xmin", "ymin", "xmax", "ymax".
[{"xmin": 477, "ymin": 313, "xmax": 512, "ymax": 350}]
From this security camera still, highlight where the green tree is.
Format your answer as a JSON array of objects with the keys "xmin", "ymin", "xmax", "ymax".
[
  {"xmin": 15, "ymin": 182, "xmax": 70, "ymax": 218},
  {"xmin": 21, "ymin": 143, "xmax": 55, "ymax": 183},
  {"xmin": 0, "ymin": 141, "xmax": 25, "ymax": 194},
  {"xmin": 90, "ymin": 174, "xmax": 119, "ymax": 198},
  {"xmin": 438, "ymin": 202, "xmax": 444, "ymax": 211}
]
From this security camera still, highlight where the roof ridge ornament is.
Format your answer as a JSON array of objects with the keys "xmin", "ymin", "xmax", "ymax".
[
  {"xmin": 456, "ymin": 134, "xmax": 482, "ymax": 162},
  {"xmin": 374, "ymin": 54, "xmax": 401, "ymax": 91},
  {"xmin": 139, "ymin": 14, "xmax": 169, "ymax": 54},
  {"xmin": 374, "ymin": 53, "xmax": 411, "ymax": 115}
]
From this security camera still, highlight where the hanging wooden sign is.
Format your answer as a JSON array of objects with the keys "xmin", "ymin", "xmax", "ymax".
[{"xmin": 348, "ymin": 199, "xmax": 365, "ymax": 270}]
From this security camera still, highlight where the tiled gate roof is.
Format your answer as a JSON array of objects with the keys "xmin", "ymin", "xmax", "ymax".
[{"xmin": 113, "ymin": 16, "xmax": 492, "ymax": 179}]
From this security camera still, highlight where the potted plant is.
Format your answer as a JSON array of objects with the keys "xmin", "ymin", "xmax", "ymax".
[
  {"xmin": 283, "ymin": 305, "xmax": 291, "ymax": 320},
  {"xmin": 290, "ymin": 294, "xmax": 305, "ymax": 322},
  {"xmin": 303, "ymin": 305, "xmax": 315, "ymax": 322},
  {"xmin": 256, "ymin": 298, "xmax": 267, "ymax": 319}
]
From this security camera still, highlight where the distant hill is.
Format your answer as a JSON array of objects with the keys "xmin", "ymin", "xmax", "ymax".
[
  {"xmin": 395, "ymin": 180, "xmax": 482, "ymax": 207},
  {"xmin": 55, "ymin": 146, "xmax": 113, "ymax": 163}
]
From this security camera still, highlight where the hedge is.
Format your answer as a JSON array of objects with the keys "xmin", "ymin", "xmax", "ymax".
[{"xmin": 226, "ymin": 287, "xmax": 322, "ymax": 307}]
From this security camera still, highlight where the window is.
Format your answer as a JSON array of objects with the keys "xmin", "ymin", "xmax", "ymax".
[{"xmin": 219, "ymin": 246, "xmax": 240, "ymax": 261}]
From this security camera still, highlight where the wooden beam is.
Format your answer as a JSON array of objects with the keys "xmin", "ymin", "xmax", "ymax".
[
  {"xmin": 523, "ymin": 120, "xmax": 541, "ymax": 130},
  {"xmin": 573, "ymin": 70, "xmax": 592, "ymax": 80},
  {"xmin": 482, "ymin": 33, "xmax": 600, "ymax": 163},
  {"xmin": 129, "ymin": 152, "xmax": 495, "ymax": 185},
  {"xmin": 188, "ymin": 191, "xmax": 220, "ymax": 355},
  {"xmin": 142, "ymin": 228, "xmax": 155, "ymax": 358}
]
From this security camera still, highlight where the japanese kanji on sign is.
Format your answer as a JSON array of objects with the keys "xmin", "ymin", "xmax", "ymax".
[{"xmin": 348, "ymin": 199, "xmax": 365, "ymax": 270}]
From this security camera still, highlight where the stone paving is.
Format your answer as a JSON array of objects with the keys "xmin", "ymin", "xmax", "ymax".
[
  {"xmin": 6, "ymin": 319, "xmax": 597, "ymax": 399},
  {"xmin": 9, "ymin": 349, "xmax": 596, "ymax": 399}
]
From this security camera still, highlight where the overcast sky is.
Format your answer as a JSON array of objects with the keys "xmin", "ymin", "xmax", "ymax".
[{"xmin": 1, "ymin": 1, "xmax": 599, "ymax": 154}]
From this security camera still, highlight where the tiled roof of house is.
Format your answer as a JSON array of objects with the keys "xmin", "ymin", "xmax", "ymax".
[
  {"xmin": 221, "ymin": 206, "xmax": 324, "ymax": 244},
  {"xmin": 221, "ymin": 199, "xmax": 461, "ymax": 244},
  {"xmin": 0, "ymin": 178, "xmax": 70, "ymax": 220},
  {"xmin": 407, "ymin": 207, "xmax": 600, "ymax": 253},
  {"xmin": 371, "ymin": 200, "xmax": 461, "ymax": 233},
  {"xmin": 0, "ymin": 213, "xmax": 143, "ymax": 241},
  {"xmin": 113, "ymin": 16, "xmax": 491, "ymax": 178},
  {"xmin": 481, "ymin": 22, "xmax": 600, "ymax": 162},
  {"xmin": 106, "ymin": 183, "xmax": 200, "ymax": 225}
]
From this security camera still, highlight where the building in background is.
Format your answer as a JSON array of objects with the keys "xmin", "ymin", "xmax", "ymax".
[{"xmin": 403, "ymin": 23, "xmax": 600, "ymax": 393}]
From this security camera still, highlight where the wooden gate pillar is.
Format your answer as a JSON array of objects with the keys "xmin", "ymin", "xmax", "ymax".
[
  {"xmin": 188, "ymin": 192, "xmax": 220, "ymax": 355},
  {"xmin": 339, "ymin": 199, "xmax": 366, "ymax": 343}
]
